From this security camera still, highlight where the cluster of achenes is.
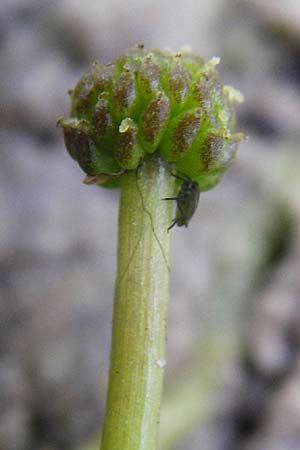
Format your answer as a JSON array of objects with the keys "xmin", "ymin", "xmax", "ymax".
[{"xmin": 58, "ymin": 45, "xmax": 244, "ymax": 190}]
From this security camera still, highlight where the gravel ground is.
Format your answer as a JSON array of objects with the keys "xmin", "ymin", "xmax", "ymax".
[{"xmin": 1, "ymin": 1, "xmax": 300, "ymax": 449}]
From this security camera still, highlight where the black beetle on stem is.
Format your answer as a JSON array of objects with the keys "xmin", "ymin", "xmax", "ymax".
[{"xmin": 163, "ymin": 172, "xmax": 200, "ymax": 231}]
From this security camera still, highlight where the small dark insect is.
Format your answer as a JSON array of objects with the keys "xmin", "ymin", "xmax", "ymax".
[{"xmin": 163, "ymin": 172, "xmax": 200, "ymax": 231}]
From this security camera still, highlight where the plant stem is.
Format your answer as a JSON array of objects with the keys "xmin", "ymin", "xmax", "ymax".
[{"xmin": 100, "ymin": 155, "xmax": 175, "ymax": 450}]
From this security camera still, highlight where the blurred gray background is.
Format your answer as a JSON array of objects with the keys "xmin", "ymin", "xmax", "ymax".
[{"xmin": 1, "ymin": 1, "xmax": 300, "ymax": 449}]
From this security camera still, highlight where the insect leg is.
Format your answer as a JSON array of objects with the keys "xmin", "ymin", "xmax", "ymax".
[
  {"xmin": 169, "ymin": 171, "xmax": 187, "ymax": 182},
  {"xmin": 167, "ymin": 219, "xmax": 177, "ymax": 232}
]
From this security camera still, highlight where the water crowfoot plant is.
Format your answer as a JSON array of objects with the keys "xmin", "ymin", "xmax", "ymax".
[{"xmin": 58, "ymin": 45, "xmax": 244, "ymax": 450}]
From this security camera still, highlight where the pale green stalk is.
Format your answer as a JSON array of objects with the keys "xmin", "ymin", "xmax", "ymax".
[{"xmin": 100, "ymin": 155, "xmax": 175, "ymax": 450}]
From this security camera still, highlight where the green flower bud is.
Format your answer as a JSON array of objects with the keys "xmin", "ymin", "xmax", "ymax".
[{"xmin": 59, "ymin": 45, "xmax": 243, "ymax": 189}]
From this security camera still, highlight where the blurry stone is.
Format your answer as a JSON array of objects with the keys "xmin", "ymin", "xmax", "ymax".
[
  {"xmin": 241, "ymin": 366, "xmax": 300, "ymax": 450},
  {"xmin": 0, "ymin": 359, "xmax": 30, "ymax": 450},
  {"xmin": 1, "ymin": 0, "xmax": 300, "ymax": 449},
  {"xmin": 0, "ymin": 132, "xmax": 116, "ymax": 449},
  {"xmin": 1, "ymin": 53, "xmax": 74, "ymax": 141},
  {"xmin": 220, "ymin": 2, "xmax": 300, "ymax": 143},
  {"xmin": 247, "ymin": 0, "xmax": 300, "ymax": 44},
  {"xmin": 267, "ymin": 366, "xmax": 300, "ymax": 437},
  {"xmin": 247, "ymin": 291, "xmax": 295, "ymax": 379},
  {"xmin": 247, "ymin": 251, "xmax": 300, "ymax": 379},
  {"xmin": 242, "ymin": 437, "xmax": 300, "ymax": 450},
  {"xmin": 239, "ymin": 81, "xmax": 300, "ymax": 140},
  {"xmin": 57, "ymin": 0, "xmax": 225, "ymax": 59}
]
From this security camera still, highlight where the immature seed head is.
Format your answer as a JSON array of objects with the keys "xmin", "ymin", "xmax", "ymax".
[{"xmin": 59, "ymin": 45, "xmax": 244, "ymax": 190}]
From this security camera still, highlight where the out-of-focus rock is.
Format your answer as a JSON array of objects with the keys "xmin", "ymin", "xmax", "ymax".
[
  {"xmin": 247, "ymin": 257, "xmax": 300, "ymax": 379},
  {"xmin": 247, "ymin": 0, "xmax": 300, "ymax": 45},
  {"xmin": 0, "ymin": 132, "xmax": 117, "ymax": 449},
  {"xmin": 1, "ymin": 0, "xmax": 300, "ymax": 449},
  {"xmin": 241, "ymin": 366, "xmax": 300, "ymax": 450},
  {"xmin": 0, "ymin": 359, "xmax": 30, "ymax": 450}
]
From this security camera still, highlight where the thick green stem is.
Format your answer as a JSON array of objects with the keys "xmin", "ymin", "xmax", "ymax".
[{"xmin": 100, "ymin": 156, "xmax": 175, "ymax": 450}]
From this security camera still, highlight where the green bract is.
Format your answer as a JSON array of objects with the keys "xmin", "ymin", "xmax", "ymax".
[{"xmin": 58, "ymin": 45, "xmax": 243, "ymax": 190}]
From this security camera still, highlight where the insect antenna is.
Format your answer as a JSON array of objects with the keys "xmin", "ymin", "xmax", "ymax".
[{"xmin": 162, "ymin": 196, "xmax": 178, "ymax": 201}]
